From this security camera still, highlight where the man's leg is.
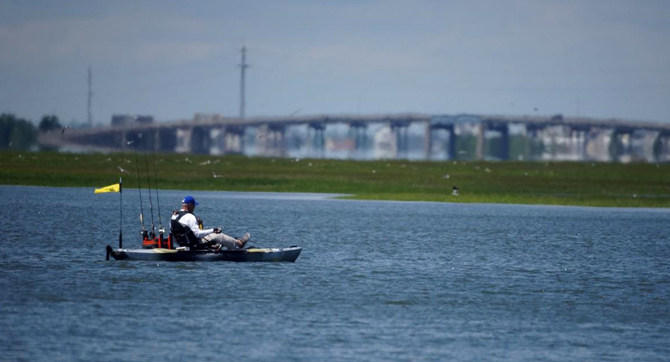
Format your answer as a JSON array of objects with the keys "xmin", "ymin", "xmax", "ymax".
[{"xmin": 203, "ymin": 233, "xmax": 239, "ymax": 250}]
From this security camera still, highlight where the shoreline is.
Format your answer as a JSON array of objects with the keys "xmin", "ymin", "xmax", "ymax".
[
  {"xmin": 1, "ymin": 150, "xmax": 668, "ymax": 208},
  {"xmin": 4, "ymin": 184, "xmax": 670, "ymax": 212}
]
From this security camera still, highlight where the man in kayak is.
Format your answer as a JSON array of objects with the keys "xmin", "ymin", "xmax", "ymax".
[{"xmin": 170, "ymin": 195, "xmax": 250, "ymax": 251}]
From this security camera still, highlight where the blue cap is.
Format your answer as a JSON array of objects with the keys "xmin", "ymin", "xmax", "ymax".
[{"xmin": 182, "ymin": 196, "xmax": 199, "ymax": 205}]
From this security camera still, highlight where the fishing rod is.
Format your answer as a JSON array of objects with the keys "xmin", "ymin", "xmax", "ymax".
[
  {"xmin": 129, "ymin": 124, "xmax": 146, "ymax": 235},
  {"xmin": 151, "ymin": 138, "xmax": 163, "ymax": 233},
  {"xmin": 140, "ymin": 125, "xmax": 156, "ymax": 237}
]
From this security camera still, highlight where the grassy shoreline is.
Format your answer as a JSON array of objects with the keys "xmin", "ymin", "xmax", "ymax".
[{"xmin": 1, "ymin": 151, "xmax": 668, "ymax": 208}]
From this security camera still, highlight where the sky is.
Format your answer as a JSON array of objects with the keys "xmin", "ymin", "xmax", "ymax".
[{"xmin": 1, "ymin": 0, "xmax": 670, "ymax": 126}]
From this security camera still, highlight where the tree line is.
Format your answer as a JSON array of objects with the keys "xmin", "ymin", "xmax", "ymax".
[{"xmin": 0, "ymin": 113, "xmax": 62, "ymax": 150}]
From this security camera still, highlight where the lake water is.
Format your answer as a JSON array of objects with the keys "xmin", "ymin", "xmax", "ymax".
[{"xmin": 0, "ymin": 185, "xmax": 668, "ymax": 362}]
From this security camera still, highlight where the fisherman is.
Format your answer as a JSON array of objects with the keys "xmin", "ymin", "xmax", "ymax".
[{"xmin": 170, "ymin": 196, "xmax": 250, "ymax": 251}]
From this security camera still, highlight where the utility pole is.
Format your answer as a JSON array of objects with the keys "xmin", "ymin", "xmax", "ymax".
[
  {"xmin": 238, "ymin": 46, "xmax": 249, "ymax": 119},
  {"xmin": 87, "ymin": 65, "xmax": 93, "ymax": 127}
]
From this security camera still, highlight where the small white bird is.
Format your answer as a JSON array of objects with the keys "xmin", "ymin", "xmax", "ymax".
[
  {"xmin": 212, "ymin": 171, "xmax": 223, "ymax": 178},
  {"xmin": 117, "ymin": 166, "xmax": 129, "ymax": 174}
]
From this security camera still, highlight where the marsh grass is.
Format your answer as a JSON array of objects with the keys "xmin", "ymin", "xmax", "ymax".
[{"xmin": 1, "ymin": 151, "xmax": 668, "ymax": 207}]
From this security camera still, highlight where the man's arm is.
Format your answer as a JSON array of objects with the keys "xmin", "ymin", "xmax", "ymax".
[{"xmin": 182, "ymin": 214, "xmax": 214, "ymax": 238}]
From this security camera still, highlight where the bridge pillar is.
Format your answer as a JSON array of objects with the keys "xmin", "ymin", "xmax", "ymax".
[
  {"xmin": 224, "ymin": 126, "xmax": 245, "ymax": 154},
  {"xmin": 423, "ymin": 121, "xmax": 432, "ymax": 160},
  {"xmin": 524, "ymin": 124, "xmax": 546, "ymax": 161},
  {"xmin": 190, "ymin": 126, "xmax": 212, "ymax": 154},
  {"xmin": 390, "ymin": 121, "xmax": 409, "ymax": 159},
  {"xmin": 433, "ymin": 125, "xmax": 457, "ymax": 160},
  {"xmin": 308, "ymin": 122, "xmax": 326, "ymax": 157},
  {"xmin": 570, "ymin": 129, "xmax": 582, "ymax": 160},
  {"xmin": 140, "ymin": 128, "xmax": 155, "ymax": 151},
  {"xmin": 256, "ymin": 124, "xmax": 269, "ymax": 155},
  {"xmin": 476, "ymin": 123, "xmax": 485, "ymax": 160},
  {"xmin": 479, "ymin": 121, "xmax": 509, "ymax": 160},
  {"xmin": 498, "ymin": 125, "xmax": 510, "ymax": 160},
  {"xmin": 653, "ymin": 131, "xmax": 670, "ymax": 162},
  {"xmin": 349, "ymin": 122, "xmax": 368, "ymax": 158},
  {"xmin": 425, "ymin": 122, "xmax": 458, "ymax": 160},
  {"xmin": 348, "ymin": 122, "xmax": 368, "ymax": 151},
  {"xmin": 581, "ymin": 130, "xmax": 590, "ymax": 161},
  {"xmin": 261, "ymin": 124, "xmax": 286, "ymax": 157},
  {"xmin": 156, "ymin": 128, "xmax": 177, "ymax": 153},
  {"xmin": 447, "ymin": 126, "xmax": 456, "ymax": 160}
]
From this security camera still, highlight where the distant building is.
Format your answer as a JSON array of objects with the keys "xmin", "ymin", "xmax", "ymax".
[
  {"xmin": 111, "ymin": 115, "xmax": 154, "ymax": 127},
  {"xmin": 111, "ymin": 115, "xmax": 134, "ymax": 127},
  {"xmin": 136, "ymin": 115, "xmax": 154, "ymax": 125}
]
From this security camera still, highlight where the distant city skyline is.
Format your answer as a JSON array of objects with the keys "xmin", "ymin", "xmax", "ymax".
[{"xmin": 1, "ymin": 0, "xmax": 669, "ymax": 125}]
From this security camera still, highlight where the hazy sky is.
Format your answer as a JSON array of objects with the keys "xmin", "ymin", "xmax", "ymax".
[{"xmin": 1, "ymin": 0, "xmax": 669, "ymax": 125}]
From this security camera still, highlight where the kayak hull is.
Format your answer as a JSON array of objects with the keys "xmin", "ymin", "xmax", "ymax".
[{"xmin": 109, "ymin": 246, "xmax": 302, "ymax": 262}]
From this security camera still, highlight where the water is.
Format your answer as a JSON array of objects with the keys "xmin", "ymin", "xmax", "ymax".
[{"xmin": 1, "ymin": 186, "xmax": 669, "ymax": 362}]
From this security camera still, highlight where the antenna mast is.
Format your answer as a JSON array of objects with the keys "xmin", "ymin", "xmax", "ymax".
[
  {"xmin": 238, "ymin": 46, "xmax": 249, "ymax": 119},
  {"xmin": 87, "ymin": 65, "xmax": 93, "ymax": 127}
]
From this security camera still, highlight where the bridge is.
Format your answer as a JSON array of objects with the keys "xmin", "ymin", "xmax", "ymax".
[{"xmin": 38, "ymin": 113, "xmax": 670, "ymax": 162}]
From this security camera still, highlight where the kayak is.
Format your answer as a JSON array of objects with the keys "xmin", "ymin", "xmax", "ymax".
[{"xmin": 106, "ymin": 245, "xmax": 302, "ymax": 262}]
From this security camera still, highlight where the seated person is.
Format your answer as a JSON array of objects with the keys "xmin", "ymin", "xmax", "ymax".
[{"xmin": 170, "ymin": 196, "xmax": 250, "ymax": 250}]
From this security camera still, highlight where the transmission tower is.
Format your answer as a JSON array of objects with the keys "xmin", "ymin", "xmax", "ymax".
[
  {"xmin": 87, "ymin": 65, "xmax": 93, "ymax": 127},
  {"xmin": 238, "ymin": 46, "xmax": 249, "ymax": 119}
]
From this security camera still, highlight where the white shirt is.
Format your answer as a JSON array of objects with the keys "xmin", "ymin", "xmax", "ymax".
[{"xmin": 171, "ymin": 212, "xmax": 214, "ymax": 239}]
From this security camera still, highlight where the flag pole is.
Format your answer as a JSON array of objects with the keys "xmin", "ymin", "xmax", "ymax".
[{"xmin": 119, "ymin": 177, "xmax": 123, "ymax": 249}]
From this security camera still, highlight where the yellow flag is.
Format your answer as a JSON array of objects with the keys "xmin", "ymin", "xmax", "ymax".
[{"xmin": 95, "ymin": 183, "xmax": 120, "ymax": 194}]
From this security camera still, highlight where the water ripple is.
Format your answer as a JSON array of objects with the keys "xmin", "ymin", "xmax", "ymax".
[{"xmin": 0, "ymin": 186, "xmax": 669, "ymax": 362}]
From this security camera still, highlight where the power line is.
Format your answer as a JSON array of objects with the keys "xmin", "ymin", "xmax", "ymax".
[
  {"xmin": 87, "ymin": 64, "xmax": 93, "ymax": 126},
  {"xmin": 239, "ymin": 46, "xmax": 249, "ymax": 119}
]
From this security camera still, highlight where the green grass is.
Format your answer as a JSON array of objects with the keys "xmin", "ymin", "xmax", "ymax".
[{"xmin": 1, "ymin": 150, "xmax": 669, "ymax": 208}]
